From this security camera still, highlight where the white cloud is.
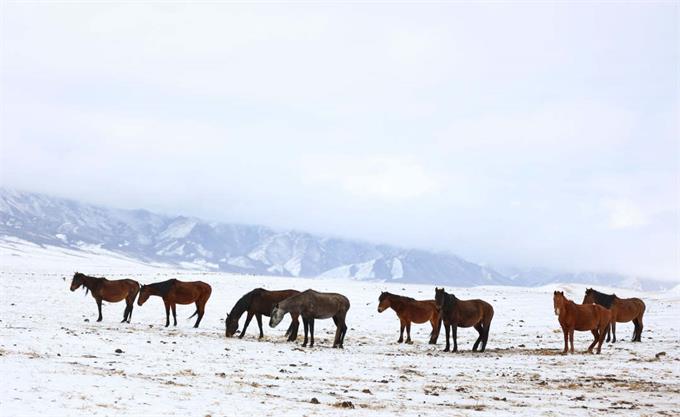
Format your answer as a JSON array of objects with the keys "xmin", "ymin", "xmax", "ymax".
[
  {"xmin": 303, "ymin": 156, "xmax": 440, "ymax": 201},
  {"xmin": 602, "ymin": 199, "xmax": 649, "ymax": 230}
]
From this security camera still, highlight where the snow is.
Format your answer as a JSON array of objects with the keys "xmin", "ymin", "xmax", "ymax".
[
  {"xmin": 1, "ymin": 243, "xmax": 679, "ymax": 416},
  {"xmin": 390, "ymin": 257, "xmax": 404, "ymax": 280},
  {"xmin": 158, "ymin": 218, "xmax": 197, "ymax": 240}
]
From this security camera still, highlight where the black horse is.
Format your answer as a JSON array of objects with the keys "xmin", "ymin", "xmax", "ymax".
[{"xmin": 225, "ymin": 288, "xmax": 300, "ymax": 341}]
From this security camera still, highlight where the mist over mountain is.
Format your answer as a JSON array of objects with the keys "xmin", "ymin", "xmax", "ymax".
[{"xmin": 0, "ymin": 188, "xmax": 672, "ymax": 290}]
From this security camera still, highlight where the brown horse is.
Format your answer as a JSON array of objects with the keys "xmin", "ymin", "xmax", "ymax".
[
  {"xmin": 225, "ymin": 288, "xmax": 300, "ymax": 341},
  {"xmin": 70, "ymin": 272, "xmax": 140, "ymax": 323},
  {"xmin": 554, "ymin": 291, "xmax": 611, "ymax": 354},
  {"xmin": 137, "ymin": 279, "xmax": 212, "ymax": 328},
  {"xmin": 434, "ymin": 288, "xmax": 494, "ymax": 353},
  {"xmin": 377, "ymin": 292, "xmax": 440, "ymax": 344},
  {"xmin": 582, "ymin": 288, "xmax": 646, "ymax": 343},
  {"xmin": 269, "ymin": 289, "xmax": 350, "ymax": 348}
]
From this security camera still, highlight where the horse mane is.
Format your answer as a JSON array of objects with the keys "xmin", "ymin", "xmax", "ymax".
[
  {"xmin": 441, "ymin": 291, "xmax": 457, "ymax": 312},
  {"xmin": 229, "ymin": 288, "xmax": 264, "ymax": 317},
  {"xmin": 148, "ymin": 279, "xmax": 177, "ymax": 297},
  {"xmin": 590, "ymin": 289, "xmax": 615, "ymax": 308}
]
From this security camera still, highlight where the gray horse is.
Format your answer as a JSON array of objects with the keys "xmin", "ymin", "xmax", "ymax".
[{"xmin": 269, "ymin": 289, "xmax": 350, "ymax": 348}]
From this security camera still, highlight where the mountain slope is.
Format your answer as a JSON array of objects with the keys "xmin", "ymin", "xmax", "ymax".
[{"xmin": 0, "ymin": 188, "xmax": 509, "ymax": 286}]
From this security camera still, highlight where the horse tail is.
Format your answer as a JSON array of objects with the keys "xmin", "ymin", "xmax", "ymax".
[{"xmin": 188, "ymin": 310, "xmax": 199, "ymax": 319}]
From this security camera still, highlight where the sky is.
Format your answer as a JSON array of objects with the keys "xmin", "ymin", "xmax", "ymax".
[{"xmin": 1, "ymin": 2, "xmax": 678, "ymax": 280}]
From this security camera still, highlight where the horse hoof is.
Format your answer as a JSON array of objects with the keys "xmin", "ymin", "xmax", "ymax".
[{"xmin": 405, "ymin": 340, "xmax": 413, "ymax": 345}]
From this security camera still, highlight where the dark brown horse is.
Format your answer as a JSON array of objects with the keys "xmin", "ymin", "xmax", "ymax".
[
  {"xmin": 377, "ymin": 292, "xmax": 440, "ymax": 344},
  {"xmin": 225, "ymin": 288, "xmax": 300, "ymax": 341},
  {"xmin": 70, "ymin": 272, "xmax": 140, "ymax": 323},
  {"xmin": 269, "ymin": 289, "xmax": 350, "ymax": 348},
  {"xmin": 554, "ymin": 291, "xmax": 611, "ymax": 354},
  {"xmin": 137, "ymin": 279, "xmax": 212, "ymax": 328},
  {"xmin": 582, "ymin": 288, "xmax": 646, "ymax": 343},
  {"xmin": 434, "ymin": 288, "xmax": 494, "ymax": 353}
]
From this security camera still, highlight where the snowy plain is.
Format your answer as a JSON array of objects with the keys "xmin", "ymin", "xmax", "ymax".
[{"xmin": 1, "ymin": 238, "xmax": 679, "ymax": 416}]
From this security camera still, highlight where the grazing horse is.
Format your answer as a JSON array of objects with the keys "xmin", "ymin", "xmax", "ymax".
[
  {"xmin": 137, "ymin": 279, "xmax": 212, "ymax": 328},
  {"xmin": 269, "ymin": 289, "xmax": 350, "ymax": 348},
  {"xmin": 225, "ymin": 288, "xmax": 300, "ymax": 341},
  {"xmin": 377, "ymin": 292, "xmax": 441, "ymax": 344},
  {"xmin": 69, "ymin": 272, "xmax": 140, "ymax": 323},
  {"xmin": 554, "ymin": 291, "xmax": 611, "ymax": 354},
  {"xmin": 434, "ymin": 288, "xmax": 494, "ymax": 353},
  {"xmin": 582, "ymin": 288, "xmax": 646, "ymax": 343}
]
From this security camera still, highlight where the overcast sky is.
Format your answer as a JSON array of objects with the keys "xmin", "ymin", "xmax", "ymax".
[{"xmin": 1, "ymin": 3, "xmax": 678, "ymax": 280}]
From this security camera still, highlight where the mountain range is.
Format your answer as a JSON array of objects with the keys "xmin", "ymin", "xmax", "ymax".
[{"xmin": 0, "ymin": 188, "xmax": 673, "ymax": 290}]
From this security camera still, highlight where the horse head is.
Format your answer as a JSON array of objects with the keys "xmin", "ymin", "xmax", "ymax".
[
  {"xmin": 582, "ymin": 288, "xmax": 595, "ymax": 304},
  {"xmin": 225, "ymin": 313, "xmax": 239, "ymax": 337},
  {"xmin": 434, "ymin": 287, "xmax": 446, "ymax": 311},
  {"xmin": 377, "ymin": 292, "xmax": 390, "ymax": 313},
  {"xmin": 553, "ymin": 291, "xmax": 566, "ymax": 315},
  {"xmin": 71, "ymin": 272, "xmax": 90, "ymax": 295},
  {"xmin": 137, "ymin": 285, "xmax": 151, "ymax": 306},
  {"xmin": 269, "ymin": 303, "xmax": 285, "ymax": 328}
]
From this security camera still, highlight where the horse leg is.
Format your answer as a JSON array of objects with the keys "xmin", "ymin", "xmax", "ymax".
[
  {"xmin": 164, "ymin": 301, "xmax": 170, "ymax": 327},
  {"xmin": 587, "ymin": 330, "xmax": 598, "ymax": 353},
  {"xmin": 452, "ymin": 325, "xmax": 458, "ymax": 353},
  {"xmin": 194, "ymin": 301, "xmax": 205, "ymax": 328},
  {"xmin": 240, "ymin": 312, "xmax": 254, "ymax": 339},
  {"xmin": 561, "ymin": 327, "xmax": 568, "ymax": 354},
  {"xmin": 611, "ymin": 321, "xmax": 617, "ymax": 343},
  {"xmin": 443, "ymin": 323, "xmax": 451, "ymax": 352},
  {"xmin": 596, "ymin": 324, "xmax": 607, "ymax": 354},
  {"xmin": 605, "ymin": 322, "xmax": 611, "ymax": 342},
  {"xmin": 634, "ymin": 316, "xmax": 643, "ymax": 342},
  {"xmin": 126, "ymin": 295, "xmax": 134, "ymax": 323},
  {"xmin": 405, "ymin": 322, "xmax": 413, "ymax": 344},
  {"xmin": 121, "ymin": 303, "xmax": 129, "ymax": 323},
  {"xmin": 96, "ymin": 297, "xmax": 103, "ymax": 322},
  {"xmin": 309, "ymin": 318, "xmax": 315, "ymax": 348},
  {"xmin": 481, "ymin": 319, "xmax": 491, "ymax": 352},
  {"xmin": 172, "ymin": 304, "xmax": 177, "ymax": 326},
  {"xmin": 472, "ymin": 323, "xmax": 483, "ymax": 352},
  {"xmin": 332, "ymin": 316, "xmax": 342, "ymax": 348},
  {"xmin": 302, "ymin": 318, "xmax": 309, "ymax": 347},
  {"xmin": 256, "ymin": 314, "xmax": 264, "ymax": 339},
  {"xmin": 287, "ymin": 314, "xmax": 299, "ymax": 342},
  {"xmin": 428, "ymin": 318, "xmax": 437, "ymax": 344},
  {"xmin": 398, "ymin": 320, "xmax": 405, "ymax": 343},
  {"xmin": 569, "ymin": 328, "xmax": 575, "ymax": 354}
]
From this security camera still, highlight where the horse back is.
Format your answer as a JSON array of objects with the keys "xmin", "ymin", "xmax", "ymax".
[
  {"xmin": 171, "ymin": 280, "xmax": 211, "ymax": 303},
  {"xmin": 255, "ymin": 289, "xmax": 300, "ymax": 315},
  {"xmin": 612, "ymin": 297, "xmax": 645, "ymax": 322},
  {"xmin": 447, "ymin": 299, "xmax": 492, "ymax": 327},
  {"xmin": 571, "ymin": 303, "xmax": 609, "ymax": 331}
]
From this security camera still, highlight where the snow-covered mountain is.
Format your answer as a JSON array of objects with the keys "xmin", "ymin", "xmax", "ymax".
[
  {"xmin": 0, "ymin": 188, "xmax": 508, "ymax": 286},
  {"xmin": 1, "ymin": 188, "xmax": 674, "ymax": 290}
]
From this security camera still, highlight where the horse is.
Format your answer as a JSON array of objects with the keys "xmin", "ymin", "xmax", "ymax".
[
  {"xmin": 137, "ymin": 279, "xmax": 212, "ymax": 328},
  {"xmin": 582, "ymin": 288, "xmax": 646, "ymax": 343},
  {"xmin": 269, "ymin": 289, "xmax": 350, "ymax": 348},
  {"xmin": 69, "ymin": 272, "xmax": 140, "ymax": 323},
  {"xmin": 225, "ymin": 288, "xmax": 300, "ymax": 341},
  {"xmin": 434, "ymin": 288, "xmax": 494, "ymax": 353},
  {"xmin": 377, "ymin": 292, "xmax": 441, "ymax": 344},
  {"xmin": 554, "ymin": 291, "xmax": 611, "ymax": 354}
]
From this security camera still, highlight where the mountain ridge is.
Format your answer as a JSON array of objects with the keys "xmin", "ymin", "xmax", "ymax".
[{"xmin": 0, "ymin": 188, "xmax": 673, "ymax": 290}]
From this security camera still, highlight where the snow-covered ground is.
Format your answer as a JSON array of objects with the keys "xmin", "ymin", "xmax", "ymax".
[{"xmin": 1, "ymin": 240, "xmax": 679, "ymax": 416}]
